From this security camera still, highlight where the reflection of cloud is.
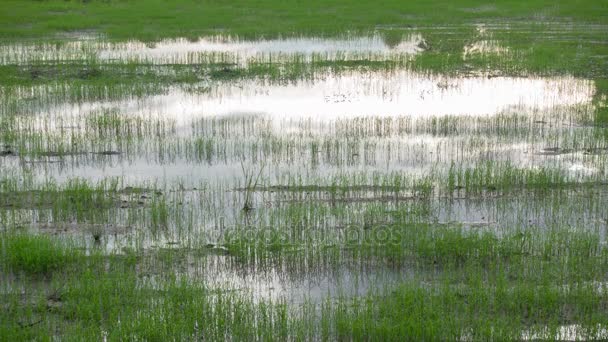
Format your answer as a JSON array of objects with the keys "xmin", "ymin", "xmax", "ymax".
[
  {"xmin": 521, "ymin": 324, "xmax": 608, "ymax": 341},
  {"xmin": 568, "ymin": 163, "xmax": 597, "ymax": 177},
  {"xmin": 462, "ymin": 24, "xmax": 509, "ymax": 60},
  {"xmin": 1, "ymin": 34, "xmax": 425, "ymax": 65},
  {"xmin": 99, "ymin": 34, "xmax": 425, "ymax": 62},
  {"xmin": 463, "ymin": 40, "xmax": 509, "ymax": 59},
  {"xmin": 37, "ymin": 71, "xmax": 594, "ymax": 127}
]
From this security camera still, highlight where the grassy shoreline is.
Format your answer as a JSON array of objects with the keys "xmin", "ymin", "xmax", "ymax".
[{"xmin": 1, "ymin": 0, "xmax": 607, "ymax": 41}]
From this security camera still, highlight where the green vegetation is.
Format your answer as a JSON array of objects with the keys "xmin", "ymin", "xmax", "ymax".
[
  {"xmin": 1, "ymin": 0, "xmax": 607, "ymax": 40},
  {"xmin": 2, "ymin": 225, "xmax": 607, "ymax": 340},
  {"xmin": 1, "ymin": 234, "xmax": 80, "ymax": 274},
  {"xmin": 1, "ymin": 0, "xmax": 607, "ymax": 340},
  {"xmin": 0, "ymin": 1, "xmax": 606, "ymax": 78}
]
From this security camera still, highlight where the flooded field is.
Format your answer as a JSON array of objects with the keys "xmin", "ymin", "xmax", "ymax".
[{"xmin": 1, "ymin": 8, "xmax": 608, "ymax": 340}]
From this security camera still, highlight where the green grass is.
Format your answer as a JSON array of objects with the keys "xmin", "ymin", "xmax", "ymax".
[
  {"xmin": 1, "ymin": 0, "xmax": 608, "ymax": 340},
  {"xmin": 328, "ymin": 279, "xmax": 608, "ymax": 341},
  {"xmin": 1, "ymin": 225, "xmax": 606, "ymax": 340},
  {"xmin": 1, "ymin": 0, "xmax": 607, "ymax": 41},
  {"xmin": 594, "ymin": 79, "xmax": 608, "ymax": 128},
  {"xmin": 1, "ymin": 233, "xmax": 80, "ymax": 274},
  {"xmin": 0, "ymin": 1, "xmax": 606, "ymax": 78}
]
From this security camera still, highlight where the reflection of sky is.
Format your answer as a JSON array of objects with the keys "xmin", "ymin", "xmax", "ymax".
[
  {"xmin": 41, "ymin": 72, "xmax": 594, "ymax": 126},
  {"xmin": 3, "ymin": 71, "xmax": 598, "ymax": 186},
  {"xmin": 521, "ymin": 324, "xmax": 608, "ymax": 341},
  {"xmin": 0, "ymin": 34, "xmax": 424, "ymax": 65},
  {"xmin": 185, "ymin": 256, "xmax": 414, "ymax": 304},
  {"xmin": 99, "ymin": 35, "xmax": 424, "ymax": 62}
]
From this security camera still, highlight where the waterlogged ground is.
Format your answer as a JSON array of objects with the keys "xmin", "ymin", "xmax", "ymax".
[{"xmin": 2, "ymin": 24, "xmax": 608, "ymax": 340}]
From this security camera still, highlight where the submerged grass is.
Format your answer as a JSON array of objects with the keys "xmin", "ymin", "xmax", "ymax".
[
  {"xmin": 1, "ymin": 224, "xmax": 607, "ymax": 340},
  {"xmin": 1, "ymin": 0, "xmax": 607, "ymax": 340}
]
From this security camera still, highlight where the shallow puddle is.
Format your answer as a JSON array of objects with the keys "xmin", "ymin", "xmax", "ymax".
[
  {"xmin": 520, "ymin": 324, "xmax": 608, "ymax": 341},
  {"xmin": 30, "ymin": 71, "xmax": 595, "ymax": 124},
  {"xmin": 175, "ymin": 255, "xmax": 416, "ymax": 304},
  {"xmin": 0, "ymin": 34, "xmax": 425, "ymax": 65},
  {"xmin": 4, "ymin": 70, "xmax": 598, "ymax": 187},
  {"xmin": 100, "ymin": 34, "xmax": 425, "ymax": 63},
  {"xmin": 1, "ymin": 30, "xmax": 608, "ymax": 322}
]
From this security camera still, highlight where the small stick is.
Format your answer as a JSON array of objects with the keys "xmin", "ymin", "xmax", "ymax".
[{"xmin": 18, "ymin": 319, "xmax": 43, "ymax": 328}]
